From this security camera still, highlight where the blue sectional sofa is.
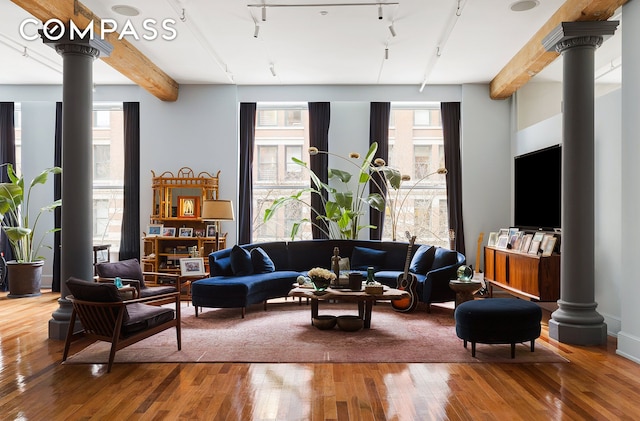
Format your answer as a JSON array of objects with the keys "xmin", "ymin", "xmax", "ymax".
[{"xmin": 191, "ymin": 239, "xmax": 465, "ymax": 317}]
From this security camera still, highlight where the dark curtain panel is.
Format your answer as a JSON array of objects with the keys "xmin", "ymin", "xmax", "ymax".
[
  {"xmin": 441, "ymin": 102, "xmax": 465, "ymax": 255},
  {"xmin": 53, "ymin": 102, "xmax": 62, "ymax": 292},
  {"xmin": 308, "ymin": 102, "xmax": 330, "ymax": 239},
  {"xmin": 238, "ymin": 103, "xmax": 256, "ymax": 245},
  {"xmin": 118, "ymin": 102, "xmax": 141, "ymax": 261},
  {"xmin": 0, "ymin": 103, "xmax": 15, "ymax": 291},
  {"xmin": 369, "ymin": 102, "xmax": 390, "ymax": 240}
]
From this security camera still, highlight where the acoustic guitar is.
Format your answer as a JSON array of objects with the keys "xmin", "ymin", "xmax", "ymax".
[{"xmin": 391, "ymin": 233, "xmax": 419, "ymax": 313}]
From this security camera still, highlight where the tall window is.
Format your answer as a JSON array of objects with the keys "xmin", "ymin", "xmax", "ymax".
[
  {"xmin": 14, "ymin": 103, "xmax": 21, "ymax": 176},
  {"xmin": 384, "ymin": 103, "xmax": 448, "ymax": 247},
  {"xmin": 92, "ymin": 103, "xmax": 124, "ymax": 252},
  {"xmin": 252, "ymin": 103, "xmax": 310, "ymax": 242}
]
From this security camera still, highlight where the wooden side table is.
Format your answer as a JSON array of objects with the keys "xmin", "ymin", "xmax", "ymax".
[{"xmin": 449, "ymin": 280, "xmax": 483, "ymax": 308}]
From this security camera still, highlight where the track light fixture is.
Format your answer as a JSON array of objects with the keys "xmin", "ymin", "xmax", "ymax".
[
  {"xmin": 269, "ymin": 63, "xmax": 276, "ymax": 77},
  {"xmin": 262, "ymin": 6, "xmax": 267, "ymax": 21},
  {"xmin": 388, "ymin": 23, "xmax": 396, "ymax": 37},
  {"xmin": 254, "ymin": 24, "xmax": 260, "ymax": 38},
  {"xmin": 378, "ymin": 4, "xmax": 383, "ymax": 20},
  {"xmin": 384, "ymin": 47, "xmax": 389, "ymax": 60}
]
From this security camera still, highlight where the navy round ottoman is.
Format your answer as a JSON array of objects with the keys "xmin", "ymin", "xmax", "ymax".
[{"xmin": 454, "ymin": 298, "xmax": 542, "ymax": 358}]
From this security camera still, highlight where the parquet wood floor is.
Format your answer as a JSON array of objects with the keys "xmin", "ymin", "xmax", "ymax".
[{"xmin": 1, "ymin": 290, "xmax": 639, "ymax": 420}]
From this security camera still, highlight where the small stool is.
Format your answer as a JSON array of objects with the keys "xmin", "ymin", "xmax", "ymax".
[{"xmin": 454, "ymin": 298, "xmax": 542, "ymax": 358}]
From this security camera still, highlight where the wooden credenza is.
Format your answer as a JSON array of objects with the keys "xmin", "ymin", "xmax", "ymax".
[{"xmin": 484, "ymin": 246, "xmax": 560, "ymax": 301}]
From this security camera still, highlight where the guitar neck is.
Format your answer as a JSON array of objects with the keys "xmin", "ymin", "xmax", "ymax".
[{"xmin": 402, "ymin": 237, "xmax": 416, "ymax": 279}]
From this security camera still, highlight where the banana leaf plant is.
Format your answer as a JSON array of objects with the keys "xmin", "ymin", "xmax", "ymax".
[
  {"xmin": 264, "ymin": 143, "xmax": 385, "ymax": 240},
  {"xmin": 0, "ymin": 164, "xmax": 62, "ymax": 262}
]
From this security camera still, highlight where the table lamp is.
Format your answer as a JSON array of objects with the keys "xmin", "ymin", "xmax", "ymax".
[{"xmin": 201, "ymin": 199, "xmax": 235, "ymax": 251}]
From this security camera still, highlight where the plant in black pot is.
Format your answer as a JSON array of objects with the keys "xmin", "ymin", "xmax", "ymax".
[{"xmin": 0, "ymin": 163, "xmax": 61, "ymax": 298}]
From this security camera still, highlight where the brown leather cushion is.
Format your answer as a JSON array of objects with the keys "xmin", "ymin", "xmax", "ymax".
[
  {"xmin": 66, "ymin": 277, "xmax": 129, "ymax": 322},
  {"xmin": 139, "ymin": 285, "xmax": 177, "ymax": 298},
  {"xmin": 122, "ymin": 303, "xmax": 175, "ymax": 335},
  {"xmin": 95, "ymin": 259, "xmax": 146, "ymax": 288}
]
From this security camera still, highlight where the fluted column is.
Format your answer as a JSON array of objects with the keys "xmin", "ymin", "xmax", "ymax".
[
  {"xmin": 42, "ymin": 31, "xmax": 112, "ymax": 340},
  {"xmin": 542, "ymin": 21, "xmax": 618, "ymax": 345}
]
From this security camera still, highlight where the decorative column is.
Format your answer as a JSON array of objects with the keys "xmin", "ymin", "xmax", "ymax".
[
  {"xmin": 42, "ymin": 30, "xmax": 113, "ymax": 340},
  {"xmin": 542, "ymin": 21, "xmax": 618, "ymax": 345}
]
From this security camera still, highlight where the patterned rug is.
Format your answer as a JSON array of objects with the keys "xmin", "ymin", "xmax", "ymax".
[{"xmin": 64, "ymin": 299, "xmax": 567, "ymax": 364}]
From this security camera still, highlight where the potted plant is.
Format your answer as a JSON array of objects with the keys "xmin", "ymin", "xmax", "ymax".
[{"xmin": 0, "ymin": 163, "xmax": 61, "ymax": 297}]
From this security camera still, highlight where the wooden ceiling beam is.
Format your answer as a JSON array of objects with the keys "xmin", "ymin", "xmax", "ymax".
[
  {"xmin": 490, "ymin": 0, "xmax": 628, "ymax": 100},
  {"xmin": 12, "ymin": 0, "xmax": 179, "ymax": 101}
]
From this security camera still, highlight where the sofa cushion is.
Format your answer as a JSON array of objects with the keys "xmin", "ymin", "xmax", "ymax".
[
  {"xmin": 409, "ymin": 245, "xmax": 436, "ymax": 274},
  {"xmin": 230, "ymin": 245, "xmax": 253, "ymax": 276},
  {"xmin": 66, "ymin": 277, "xmax": 129, "ymax": 322},
  {"xmin": 351, "ymin": 246, "xmax": 387, "ymax": 271},
  {"xmin": 95, "ymin": 258, "xmax": 146, "ymax": 288},
  {"xmin": 211, "ymin": 256, "xmax": 233, "ymax": 277},
  {"xmin": 251, "ymin": 247, "xmax": 276, "ymax": 273},
  {"xmin": 122, "ymin": 303, "xmax": 175, "ymax": 335},
  {"xmin": 432, "ymin": 247, "xmax": 458, "ymax": 269}
]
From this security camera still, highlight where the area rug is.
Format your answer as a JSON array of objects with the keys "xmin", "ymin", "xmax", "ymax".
[{"xmin": 64, "ymin": 300, "xmax": 567, "ymax": 364}]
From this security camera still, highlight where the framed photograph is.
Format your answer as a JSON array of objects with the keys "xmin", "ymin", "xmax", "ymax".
[
  {"xmin": 206, "ymin": 224, "xmax": 217, "ymax": 237},
  {"xmin": 487, "ymin": 232, "xmax": 498, "ymax": 247},
  {"xmin": 498, "ymin": 228, "xmax": 509, "ymax": 238},
  {"xmin": 179, "ymin": 257, "xmax": 206, "ymax": 276},
  {"xmin": 147, "ymin": 224, "xmax": 163, "ymax": 237},
  {"xmin": 508, "ymin": 227, "xmax": 520, "ymax": 238},
  {"xmin": 178, "ymin": 227, "xmax": 193, "ymax": 238},
  {"xmin": 542, "ymin": 236, "xmax": 557, "ymax": 257},
  {"xmin": 528, "ymin": 240, "xmax": 541, "ymax": 255},
  {"xmin": 521, "ymin": 234, "xmax": 533, "ymax": 253},
  {"xmin": 162, "ymin": 227, "xmax": 176, "ymax": 237},
  {"xmin": 194, "ymin": 228, "xmax": 205, "ymax": 238},
  {"xmin": 532, "ymin": 232, "xmax": 545, "ymax": 243},
  {"xmin": 508, "ymin": 232, "xmax": 522, "ymax": 250},
  {"xmin": 496, "ymin": 234, "xmax": 509, "ymax": 249},
  {"xmin": 178, "ymin": 196, "xmax": 200, "ymax": 218}
]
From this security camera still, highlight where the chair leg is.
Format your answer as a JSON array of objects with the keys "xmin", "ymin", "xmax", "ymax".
[
  {"xmin": 264, "ymin": 301, "xmax": 267, "ymax": 311},
  {"xmin": 463, "ymin": 339, "xmax": 467, "ymax": 349},
  {"xmin": 62, "ymin": 310, "xmax": 78, "ymax": 362},
  {"xmin": 471, "ymin": 342, "xmax": 476, "ymax": 357},
  {"xmin": 511, "ymin": 343, "xmax": 516, "ymax": 359},
  {"xmin": 530, "ymin": 339, "xmax": 535, "ymax": 352},
  {"xmin": 241, "ymin": 307, "xmax": 246, "ymax": 318},
  {"xmin": 195, "ymin": 306, "xmax": 199, "ymax": 317}
]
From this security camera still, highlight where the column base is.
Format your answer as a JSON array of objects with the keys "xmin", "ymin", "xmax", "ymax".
[
  {"xmin": 549, "ymin": 299, "xmax": 607, "ymax": 345},
  {"xmin": 48, "ymin": 297, "xmax": 73, "ymax": 340}
]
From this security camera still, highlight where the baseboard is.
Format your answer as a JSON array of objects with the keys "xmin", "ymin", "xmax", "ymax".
[{"xmin": 616, "ymin": 331, "xmax": 640, "ymax": 364}]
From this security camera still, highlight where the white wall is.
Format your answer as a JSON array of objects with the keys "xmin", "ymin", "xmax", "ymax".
[
  {"xmin": 461, "ymin": 85, "xmax": 512, "ymax": 270},
  {"xmin": 618, "ymin": 0, "xmax": 640, "ymax": 363}
]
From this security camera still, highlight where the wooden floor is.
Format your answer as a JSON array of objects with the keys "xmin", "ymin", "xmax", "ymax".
[{"xmin": 1, "ymin": 291, "xmax": 640, "ymax": 421}]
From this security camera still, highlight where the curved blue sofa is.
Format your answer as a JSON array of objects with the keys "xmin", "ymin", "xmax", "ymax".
[{"xmin": 191, "ymin": 239, "xmax": 465, "ymax": 317}]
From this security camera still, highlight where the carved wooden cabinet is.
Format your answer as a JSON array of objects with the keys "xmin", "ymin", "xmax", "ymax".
[
  {"xmin": 142, "ymin": 167, "xmax": 226, "ymax": 284},
  {"xmin": 484, "ymin": 246, "xmax": 560, "ymax": 301}
]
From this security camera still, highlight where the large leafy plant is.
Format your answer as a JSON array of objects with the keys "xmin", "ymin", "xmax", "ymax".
[
  {"xmin": 0, "ymin": 164, "xmax": 62, "ymax": 262},
  {"xmin": 264, "ymin": 143, "xmax": 386, "ymax": 240}
]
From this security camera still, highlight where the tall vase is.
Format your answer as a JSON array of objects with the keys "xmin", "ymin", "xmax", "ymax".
[{"xmin": 7, "ymin": 260, "xmax": 44, "ymax": 298}]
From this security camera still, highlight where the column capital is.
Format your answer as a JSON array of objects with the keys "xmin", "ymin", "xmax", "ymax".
[
  {"xmin": 39, "ymin": 26, "xmax": 113, "ymax": 59},
  {"xmin": 542, "ymin": 21, "xmax": 619, "ymax": 53}
]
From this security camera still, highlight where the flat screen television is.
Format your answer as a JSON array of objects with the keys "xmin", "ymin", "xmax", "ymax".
[{"xmin": 514, "ymin": 144, "xmax": 561, "ymax": 230}]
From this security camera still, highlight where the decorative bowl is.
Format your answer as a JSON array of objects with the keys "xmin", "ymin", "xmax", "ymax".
[
  {"xmin": 336, "ymin": 315, "xmax": 364, "ymax": 332},
  {"xmin": 311, "ymin": 276, "xmax": 332, "ymax": 291},
  {"xmin": 313, "ymin": 315, "xmax": 337, "ymax": 330}
]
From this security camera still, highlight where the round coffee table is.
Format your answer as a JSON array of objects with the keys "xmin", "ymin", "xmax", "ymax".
[{"xmin": 449, "ymin": 280, "xmax": 483, "ymax": 308}]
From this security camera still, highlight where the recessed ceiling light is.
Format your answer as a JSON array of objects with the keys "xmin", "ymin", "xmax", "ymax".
[
  {"xmin": 510, "ymin": 0, "xmax": 539, "ymax": 12},
  {"xmin": 320, "ymin": 10, "xmax": 328, "ymax": 16},
  {"xmin": 111, "ymin": 5, "xmax": 140, "ymax": 17}
]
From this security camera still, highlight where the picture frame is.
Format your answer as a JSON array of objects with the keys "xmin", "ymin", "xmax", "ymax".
[
  {"xmin": 521, "ymin": 234, "xmax": 533, "ymax": 253},
  {"xmin": 162, "ymin": 227, "xmax": 176, "ymax": 237},
  {"xmin": 147, "ymin": 224, "xmax": 163, "ymax": 237},
  {"xmin": 542, "ymin": 236, "xmax": 557, "ymax": 257},
  {"xmin": 487, "ymin": 232, "xmax": 498, "ymax": 247},
  {"xmin": 206, "ymin": 224, "xmax": 217, "ymax": 238},
  {"xmin": 178, "ymin": 227, "xmax": 193, "ymax": 238},
  {"xmin": 498, "ymin": 228, "xmax": 509, "ymax": 238},
  {"xmin": 496, "ymin": 234, "xmax": 509, "ymax": 249},
  {"xmin": 194, "ymin": 228, "xmax": 205, "ymax": 238},
  {"xmin": 178, "ymin": 196, "xmax": 200, "ymax": 218},
  {"xmin": 508, "ymin": 231, "xmax": 522, "ymax": 250},
  {"xmin": 528, "ymin": 240, "xmax": 541, "ymax": 255},
  {"xmin": 179, "ymin": 257, "xmax": 206, "ymax": 276}
]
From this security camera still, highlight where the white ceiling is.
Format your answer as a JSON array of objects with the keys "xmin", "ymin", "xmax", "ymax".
[{"xmin": 0, "ymin": 0, "xmax": 622, "ymax": 88}]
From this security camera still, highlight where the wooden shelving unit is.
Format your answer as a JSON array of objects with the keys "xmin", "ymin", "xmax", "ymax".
[{"xmin": 142, "ymin": 167, "xmax": 226, "ymax": 285}]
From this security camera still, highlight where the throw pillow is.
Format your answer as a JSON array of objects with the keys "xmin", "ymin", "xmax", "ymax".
[
  {"xmin": 350, "ymin": 246, "xmax": 387, "ymax": 271},
  {"xmin": 409, "ymin": 245, "xmax": 436, "ymax": 274},
  {"xmin": 95, "ymin": 258, "xmax": 147, "ymax": 289},
  {"xmin": 251, "ymin": 247, "xmax": 276, "ymax": 273},
  {"xmin": 211, "ymin": 256, "xmax": 233, "ymax": 277},
  {"xmin": 230, "ymin": 245, "xmax": 253, "ymax": 276}
]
